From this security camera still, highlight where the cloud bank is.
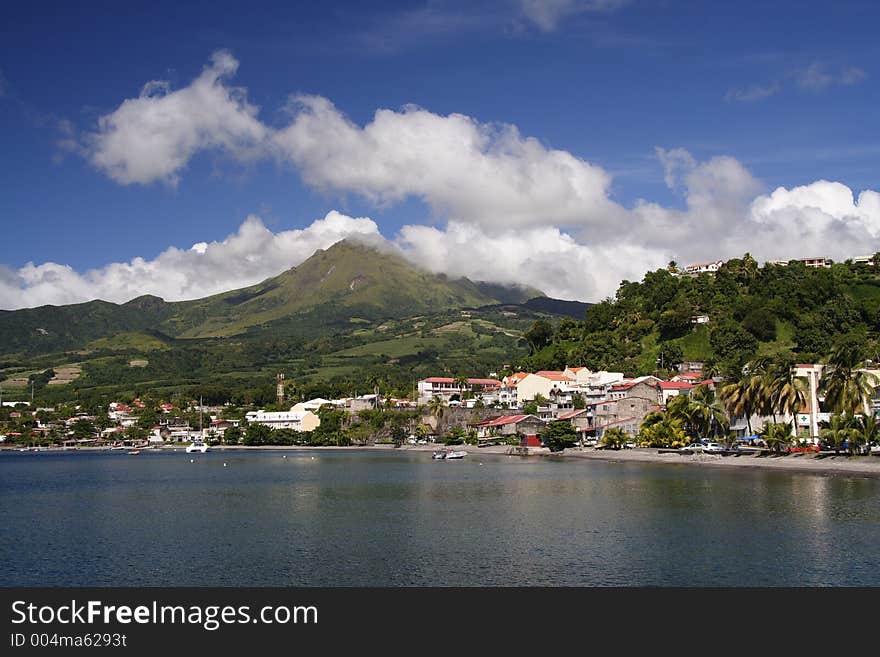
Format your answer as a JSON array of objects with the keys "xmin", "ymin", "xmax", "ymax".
[{"xmin": 5, "ymin": 50, "xmax": 878, "ymax": 310}]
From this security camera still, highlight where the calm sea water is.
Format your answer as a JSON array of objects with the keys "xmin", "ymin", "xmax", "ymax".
[{"xmin": 1, "ymin": 449, "xmax": 879, "ymax": 586}]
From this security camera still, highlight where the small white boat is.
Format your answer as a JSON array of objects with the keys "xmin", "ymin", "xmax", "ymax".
[
  {"xmin": 433, "ymin": 448, "xmax": 468, "ymax": 459},
  {"xmin": 186, "ymin": 440, "xmax": 209, "ymax": 454}
]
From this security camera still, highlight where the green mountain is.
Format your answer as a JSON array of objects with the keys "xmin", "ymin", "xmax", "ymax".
[
  {"xmin": 0, "ymin": 239, "xmax": 568, "ymax": 403},
  {"xmin": 0, "ymin": 239, "xmax": 544, "ymax": 353}
]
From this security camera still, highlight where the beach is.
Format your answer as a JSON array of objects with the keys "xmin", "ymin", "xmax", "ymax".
[
  {"xmin": 395, "ymin": 443, "xmax": 880, "ymax": 477},
  {"xmin": 5, "ymin": 442, "xmax": 880, "ymax": 477}
]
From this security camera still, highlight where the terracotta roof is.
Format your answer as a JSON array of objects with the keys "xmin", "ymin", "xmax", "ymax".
[
  {"xmin": 503, "ymin": 372, "xmax": 530, "ymax": 386},
  {"xmin": 475, "ymin": 414, "xmax": 541, "ymax": 427},
  {"xmin": 534, "ymin": 371, "xmax": 574, "ymax": 382},
  {"xmin": 658, "ymin": 381, "xmax": 694, "ymax": 390},
  {"xmin": 557, "ymin": 409, "xmax": 589, "ymax": 420},
  {"xmin": 423, "ymin": 377, "xmax": 500, "ymax": 385}
]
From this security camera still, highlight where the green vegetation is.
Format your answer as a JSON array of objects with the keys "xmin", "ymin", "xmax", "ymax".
[
  {"xmin": 542, "ymin": 420, "xmax": 578, "ymax": 452},
  {"xmin": 0, "ymin": 240, "xmax": 578, "ymax": 407},
  {"xmin": 523, "ymin": 254, "xmax": 880, "ymax": 378}
]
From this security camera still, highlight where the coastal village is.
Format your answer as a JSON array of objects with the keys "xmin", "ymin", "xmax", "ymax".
[
  {"xmin": 3, "ymin": 254, "xmax": 880, "ymax": 456},
  {"xmin": 1, "ymin": 359, "xmax": 875, "ymax": 454}
]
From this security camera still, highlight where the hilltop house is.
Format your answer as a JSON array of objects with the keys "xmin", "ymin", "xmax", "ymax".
[{"xmin": 682, "ymin": 260, "xmax": 724, "ymax": 276}]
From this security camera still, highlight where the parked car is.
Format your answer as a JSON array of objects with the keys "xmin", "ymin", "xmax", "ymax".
[
  {"xmin": 680, "ymin": 443, "xmax": 704, "ymax": 452},
  {"xmin": 702, "ymin": 442, "xmax": 725, "ymax": 453}
]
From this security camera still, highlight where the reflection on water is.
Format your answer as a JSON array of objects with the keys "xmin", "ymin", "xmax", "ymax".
[{"xmin": 1, "ymin": 450, "xmax": 879, "ymax": 586}]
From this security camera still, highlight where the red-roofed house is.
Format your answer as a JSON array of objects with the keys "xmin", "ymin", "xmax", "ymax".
[
  {"xmin": 609, "ymin": 377, "xmax": 660, "ymax": 403},
  {"xmin": 497, "ymin": 372, "xmax": 530, "ymax": 407},
  {"xmin": 658, "ymin": 381, "xmax": 694, "ymax": 405},
  {"xmin": 417, "ymin": 377, "xmax": 501, "ymax": 404},
  {"xmin": 471, "ymin": 414, "xmax": 546, "ymax": 447}
]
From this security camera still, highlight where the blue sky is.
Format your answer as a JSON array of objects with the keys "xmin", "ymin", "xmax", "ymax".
[{"xmin": 1, "ymin": 1, "xmax": 878, "ymax": 307}]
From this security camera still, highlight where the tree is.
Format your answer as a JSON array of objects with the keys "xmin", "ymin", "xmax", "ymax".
[
  {"xmin": 224, "ymin": 426, "xmax": 242, "ymax": 444},
  {"xmin": 71, "ymin": 418, "xmax": 96, "ymax": 441},
  {"xmin": 453, "ymin": 375, "xmax": 470, "ymax": 400},
  {"xmin": 542, "ymin": 420, "xmax": 578, "ymax": 452},
  {"xmin": 764, "ymin": 359, "xmax": 808, "ymax": 436},
  {"xmin": 819, "ymin": 415, "xmax": 855, "ymax": 454},
  {"xmin": 637, "ymin": 413, "xmax": 686, "ymax": 448},
  {"xmin": 718, "ymin": 377, "xmax": 759, "ymax": 435},
  {"xmin": 426, "ymin": 396, "xmax": 446, "ymax": 433},
  {"xmin": 761, "ymin": 422, "xmax": 794, "ymax": 453},
  {"xmin": 599, "ymin": 427, "xmax": 629, "ymax": 450},
  {"xmin": 820, "ymin": 335, "xmax": 879, "ymax": 416},
  {"xmin": 444, "ymin": 426, "xmax": 466, "ymax": 445},
  {"xmin": 657, "ymin": 343, "xmax": 684, "ymax": 372},
  {"xmin": 243, "ymin": 423, "xmax": 273, "ymax": 446},
  {"xmin": 390, "ymin": 424, "xmax": 407, "ymax": 447},
  {"xmin": 524, "ymin": 320, "xmax": 553, "ymax": 353},
  {"xmin": 687, "ymin": 385, "xmax": 730, "ymax": 440},
  {"xmin": 855, "ymin": 413, "xmax": 880, "ymax": 448}
]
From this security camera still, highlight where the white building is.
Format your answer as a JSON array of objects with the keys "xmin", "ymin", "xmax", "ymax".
[
  {"xmin": 417, "ymin": 377, "xmax": 501, "ymax": 404},
  {"xmin": 245, "ymin": 409, "xmax": 320, "ymax": 432},
  {"xmin": 683, "ymin": 260, "xmax": 724, "ymax": 275}
]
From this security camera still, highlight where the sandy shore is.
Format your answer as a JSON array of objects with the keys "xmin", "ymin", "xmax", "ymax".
[
  {"xmin": 5, "ymin": 443, "xmax": 880, "ymax": 477},
  {"xmin": 389, "ymin": 443, "xmax": 880, "ymax": 477}
]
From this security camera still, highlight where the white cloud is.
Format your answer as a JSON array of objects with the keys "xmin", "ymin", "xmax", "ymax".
[
  {"xmin": 519, "ymin": 0, "xmax": 629, "ymax": 32},
  {"xmin": 85, "ymin": 50, "xmax": 267, "ymax": 185},
  {"xmin": 724, "ymin": 81, "xmax": 781, "ymax": 103},
  {"xmin": 41, "ymin": 51, "xmax": 880, "ymax": 308},
  {"xmin": 796, "ymin": 62, "xmax": 867, "ymax": 90},
  {"xmin": 397, "ymin": 220, "xmax": 668, "ymax": 301},
  {"xmin": 273, "ymin": 95, "xmax": 622, "ymax": 230},
  {"xmin": 0, "ymin": 212, "xmax": 381, "ymax": 309},
  {"xmin": 747, "ymin": 181, "xmax": 880, "ymax": 259}
]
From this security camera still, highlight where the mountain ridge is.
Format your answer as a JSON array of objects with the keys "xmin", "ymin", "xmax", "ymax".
[{"xmin": 0, "ymin": 239, "xmax": 575, "ymax": 356}]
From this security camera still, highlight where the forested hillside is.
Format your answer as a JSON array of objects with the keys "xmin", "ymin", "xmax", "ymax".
[{"xmin": 522, "ymin": 254, "xmax": 880, "ymax": 378}]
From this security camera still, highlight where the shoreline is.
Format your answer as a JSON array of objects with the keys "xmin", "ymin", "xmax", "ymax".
[{"xmin": 4, "ymin": 443, "xmax": 880, "ymax": 478}]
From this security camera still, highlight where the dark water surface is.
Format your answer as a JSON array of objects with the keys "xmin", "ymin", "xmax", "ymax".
[{"xmin": 2, "ymin": 449, "xmax": 879, "ymax": 586}]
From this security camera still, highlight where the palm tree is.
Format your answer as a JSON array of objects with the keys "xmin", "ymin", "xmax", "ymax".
[
  {"xmin": 600, "ymin": 427, "xmax": 629, "ymax": 450},
  {"xmin": 820, "ymin": 340, "xmax": 880, "ymax": 415},
  {"xmin": 367, "ymin": 375, "xmax": 384, "ymax": 409},
  {"xmin": 453, "ymin": 375, "xmax": 470, "ymax": 400},
  {"xmin": 856, "ymin": 413, "xmax": 880, "ymax": 449},
  {"xmin": 765, "ymin": 359, "xmax": 809, "ymax": 437},
  {"xmin": 719, "ymin": 377, "xmax": 761, "ymax": 435},
  {"xmin": 819, "ymin": 414, "xmax": 856, "ymax": 454},
  {"xmin": 426, "ymin": 396, "xmax": 446, "ymax": 435},
  {"xmin": 761, "ymin": 421, "xmax": 794, "ymax": 453},
  {"xmin": 688, "ymin": 385, "xmax": 730, "ymax": 441}
]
